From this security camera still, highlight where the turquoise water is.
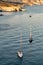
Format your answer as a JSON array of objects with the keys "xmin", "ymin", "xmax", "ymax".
[{"xmin": 0, "ymin": 5, "xmax": 43, "ymax": 65}]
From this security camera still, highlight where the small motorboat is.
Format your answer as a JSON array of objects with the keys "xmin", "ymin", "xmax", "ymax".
[
  {"xmin": 17, "ymin": 51, "xmax": 23, "ymax": 58},
  {"xmin": 17, "ymin": 30, "xmax": 23, "ymax": 58}
]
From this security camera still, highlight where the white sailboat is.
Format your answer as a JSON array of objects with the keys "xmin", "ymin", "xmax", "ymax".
[
  {"xmin": 17, "ymin": 32, "xmax": 23, "ymax": 58},
  {"xmin": 17, "ymin": 51, "xmax": 23, "ymax": 58}
]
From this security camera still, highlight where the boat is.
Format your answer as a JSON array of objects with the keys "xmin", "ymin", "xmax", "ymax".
[
  {"xmin": 17, "ymin": 51, "xmax": 23, "ymax": 58},
  {"xmin": 17, "ymin": 32, "xmax": 23, "ymax": 58},
  {"xmin": 29, "ymin": 27, "xmax": 33, "ymax": 43}
]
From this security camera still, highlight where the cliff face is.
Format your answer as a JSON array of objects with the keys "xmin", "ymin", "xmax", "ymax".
[
  {"xmin": 0, "ymin": 0, "xmax": 43, "ymax": 12},
  {"xmin": 22, "ymin": 0, "xmax": 43, "ymax": 6},
  {"xmin": 2, "ymin": 0, "xmax": 43, "ymax": 2},
  {"xmin": 0, "ymin": 1, "xmax": 25, "ymax": 12},
  {"xmin": 2, "ymin": 0, "xmax": 43, "ymax": 6}
]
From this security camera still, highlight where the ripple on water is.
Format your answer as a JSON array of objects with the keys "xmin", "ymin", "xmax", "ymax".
[{"xmin": 0, "ymin": 12, "xmax": 43, "ymax": 65}]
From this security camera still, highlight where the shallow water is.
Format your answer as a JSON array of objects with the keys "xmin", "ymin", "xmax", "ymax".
[{"xmin": 0, "ymin": 5, "xmax": 43, "ymax": 65}]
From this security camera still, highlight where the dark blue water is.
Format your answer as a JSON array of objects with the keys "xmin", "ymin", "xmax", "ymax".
[{"xmin": 0, "ymin": 5, "xmax": 43, "ymax": 65}]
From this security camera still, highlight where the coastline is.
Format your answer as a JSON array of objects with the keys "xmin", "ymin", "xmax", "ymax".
[
  {"xmin": 0, "ymin": 0, "xmax": 43, "ymax": 12},
  {"xmin": 0, "ymin": 1, "xmax": 25, "ymax": 12}
]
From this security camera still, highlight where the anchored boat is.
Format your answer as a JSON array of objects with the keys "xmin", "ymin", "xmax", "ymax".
[
  {"xmin": 17, "ymin": 51, "xmax": 23, "ymax": 58},
  {"xmin": 17, "ymin": 32, "xmax": 23, "ymax": 58}
]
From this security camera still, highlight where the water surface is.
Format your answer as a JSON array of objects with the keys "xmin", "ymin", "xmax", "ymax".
[{"xmin": 0, "ymin": 5, "xmax": 43, "ymax": 65}]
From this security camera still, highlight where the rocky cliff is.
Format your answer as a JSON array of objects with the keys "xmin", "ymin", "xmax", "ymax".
[
  {"xmin": 22, "ymin": 0, "xmax": 43, "ymax": 6},
  {"xmin": 2, "ymin": 0, "xmax": 43, "ymax": 6}
]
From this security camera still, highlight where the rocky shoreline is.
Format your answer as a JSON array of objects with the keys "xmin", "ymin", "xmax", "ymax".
[
  {"xmin": 0, "ymin": 0, "xmax": 43, "ymax": 12},
  {"xmin": 0, "ymin": 1, "xmax": 25, "ymax": 12}
]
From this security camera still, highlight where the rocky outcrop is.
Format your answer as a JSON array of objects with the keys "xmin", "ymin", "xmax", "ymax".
[
  {"xmin": 0, "ymin": 0, "xmax": 43, "ymax": 12},
  {"xmin": 22, "ymin": 0, "xmax": 43, "ymax": 6},
  {"xmin": 0, "ymin": 1, "xmax": 25, "ymax": 12},
  {"xmin": 1, "ymin": 0, "xmax": 43, "ymax": 6}
]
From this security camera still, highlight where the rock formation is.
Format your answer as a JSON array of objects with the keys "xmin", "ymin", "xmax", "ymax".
[{"xmin": 22, "ymin": 0, "xmax": 43, "ymax": 6}]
